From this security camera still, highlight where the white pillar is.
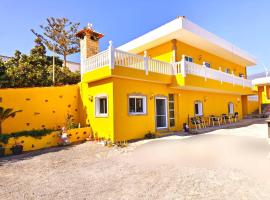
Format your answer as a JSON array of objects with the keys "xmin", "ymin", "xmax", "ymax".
[
  {"xmin": 203, "ymin": 61, "xmax": 207, "ymax": 81},
  {"xmin": 181, "ymin": 55, "xmax": 186, "ymax": 77},
  {"xmin": 232, "ymin": 71, "xmax": 235, "ymax": 86},
  {"xmin": 108, "ymin": 41, "xmax": 115, "ymax": 69},
  {"xmin": 219, "ymin": 67, "xmax": 222, "ymax": 84},
  {"xmin": 144, "ymin": 51, "xmax": 148, "ymax": 75}
]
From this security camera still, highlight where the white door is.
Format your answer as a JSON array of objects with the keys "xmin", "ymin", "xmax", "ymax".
[{"xmin": 155, "ymin": 97, "xmax": 168, "ymax": 129}]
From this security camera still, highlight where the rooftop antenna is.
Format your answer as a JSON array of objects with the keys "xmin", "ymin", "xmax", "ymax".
[{"xmin": 263, "ymin": 63, "xmax": 269, "ymax": 77}]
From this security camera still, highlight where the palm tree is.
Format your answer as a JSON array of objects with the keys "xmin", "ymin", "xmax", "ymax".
[{"xmin": 0, "ymin": 107, "xmax": 22, "ymax": 135}]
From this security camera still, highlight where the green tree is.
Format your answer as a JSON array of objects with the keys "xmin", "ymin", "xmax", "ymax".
[
  {"xmin": 31, "ymin": 17, "xmax": 80, "ymax": 67},
  {"xmin": 1, "ymin": 37, "xmax": 80, "ymax": 88},
  {"xmin": 0, "ymin": 107, "xmax": 22, "ymax": 134}
]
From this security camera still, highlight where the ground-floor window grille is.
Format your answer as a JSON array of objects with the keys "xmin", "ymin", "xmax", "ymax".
[{"xmin": 169, "ymin": 94, "xmax": 175, "ymax": 127}]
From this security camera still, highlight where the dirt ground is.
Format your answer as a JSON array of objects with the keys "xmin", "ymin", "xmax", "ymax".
[{"xmin": 1, "ymin": 120, "xmax": 270, "ymax": 200}]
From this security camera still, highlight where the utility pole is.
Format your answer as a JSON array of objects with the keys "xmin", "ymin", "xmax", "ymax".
[{"xmin": 52, "ymin": 45, "xmax": 55, "ymax": 85}]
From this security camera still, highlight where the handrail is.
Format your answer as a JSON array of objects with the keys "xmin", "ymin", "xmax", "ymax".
[
  {"xmin": 184, "ymin": 61, "xmax": 252, "ymax": 88},
  {"xmin": 82, "ymin": 48, "xmax": 252, "ymax": 88}
]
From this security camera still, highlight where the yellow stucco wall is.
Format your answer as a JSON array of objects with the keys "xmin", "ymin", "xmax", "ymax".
[
  {"xmin": 112, "ymin": 77, "xmax": 243, "ymax": 141},
  {"xmin": 261, "ymin": 86, "xmax": 270, "ymax": 104},
  {"xmin": 247, "ymin": 101, "xmax": 259, "ymax": 114},
  {"xmin": 80, "ymin": 79, "xmax": 115, "ymax": 141},
  {"xmin": 2, "ymin": 127, "xmax": 91, "ymax": 155},
  {"xmin": 140, "ymin": 40, "xmax": 247, "ymax": 78},
  {"xmin": 175, "ymin": 41, "xmax": 246, "ymax": 77},
  {"xmin": 0, "ymin": 85, "xmax": 82, "ymax": 134}
]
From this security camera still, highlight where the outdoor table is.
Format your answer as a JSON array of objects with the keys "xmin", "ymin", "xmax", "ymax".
[{"xmin": 209, "ymin": 116, "xmax": 221, "ymax": 126}]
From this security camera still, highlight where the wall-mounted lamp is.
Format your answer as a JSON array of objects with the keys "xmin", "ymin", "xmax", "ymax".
[
  {"xmin": 203, "ymin": 96, "xmax": 208, "ymax": 102},
  {"xmin": 150, "ymin": 94, "xmax": 155, "ymax": 100},
  {"xmin": 237, "ymin": 97, "xmax": 240, "ymax": 103},
  {"xmin": 88, "ymin": 95, "xmax": 93, "ymax": 102},
  {"xmin": 198, "ymin": 55, "xmax": 202, "ymax": 61}
]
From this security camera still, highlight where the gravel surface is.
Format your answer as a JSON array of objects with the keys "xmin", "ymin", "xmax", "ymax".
[{"xmin": 1, "ymin": 121, "xmax": 270, "ymax": 200}]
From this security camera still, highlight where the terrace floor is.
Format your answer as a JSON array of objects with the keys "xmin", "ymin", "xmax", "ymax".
[{"xmin": 1, "ymin": 119, "xmax": 270, "ymax": 199}]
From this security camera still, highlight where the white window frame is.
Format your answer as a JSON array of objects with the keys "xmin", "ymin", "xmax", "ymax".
[
  {"xmin": 128, "ymin": 95, "xmax": 147, "ymax": 115},
  {"xmin": 168, "ymin": 94, "xmax": 175, "ymax": 127},
  {"xmin": 95, "ymin": 94, "xmax": 108, "ymax": 117},
  {"xmin": 185, "ymin": 56, "xmax": 193, "ymax": 63},
  {"xmin": 194, "ymin": 101, "xmax": 203, "ymax": 116},
  {"xmin": 155, "ymin": 96, "xmax": 168, "ymax": 129},
  {"xmin": 228, "ymin": 102, "xmax": 234, "ymax": 115},
  {"xmin": 204, "ymin": 61, "xmax": 211, "ymax": 68}
]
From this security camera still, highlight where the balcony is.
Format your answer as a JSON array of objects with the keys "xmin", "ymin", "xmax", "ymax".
[{"xmin": 81, "ymin": 44, "xmax": 253, "ymax": 94}]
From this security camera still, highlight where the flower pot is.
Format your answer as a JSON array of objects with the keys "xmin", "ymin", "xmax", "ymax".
[
  {"xmin": 0, "ymin": 146, "xmax": 5, "ymax": 157},
  {"xmin": 11, "ymin": 144, "xmax": 23, "ymax": 155}
]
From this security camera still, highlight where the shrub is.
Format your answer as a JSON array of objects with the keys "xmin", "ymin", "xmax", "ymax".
[
  {"xmin": 0, "ymin": 145, "xmax": 5, "ymax": 157},
  {"xmin": 144, "ymin": 131, "xmax": 156, "ymax": 139},
  {"xmin": 0, "ymin": 129, "xmax": 54, "ymax": 144}
]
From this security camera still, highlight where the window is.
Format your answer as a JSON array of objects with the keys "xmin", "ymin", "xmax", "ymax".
[
  {"xmin": 185, "ymin": 56, "xmax": 193, "ymax": 63},
  {"xmin": 95, "ymin": 95, "xmax": 108, "ymax": 117},
  {"xmin": 194, "ymin": 101, "xmax": 203, "ymax": 116},
  {"xmin": 224, "ymin": 68, "xmax": 231, "ymax": 74},
  {"xmin": 129, "ymin": 96, "xmax": 146, "ymax": 115},
  {"xmin": 204, "ymin": 62, "xmax": 211, "ymax": 68},
  {"xmin": 169, "ymin": 94, "xmax": 175, "ymax": 127},
  {"xmin": 228, "ymin": 102, "xmax": 234, "ymax": 114}
]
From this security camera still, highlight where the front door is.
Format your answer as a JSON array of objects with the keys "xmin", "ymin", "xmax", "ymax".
[{"xmin": 155, "ymin": 97, "xmax": 168, "ymax": 129}]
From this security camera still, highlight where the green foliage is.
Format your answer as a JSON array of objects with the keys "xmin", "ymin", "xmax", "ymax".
[
  {"xmin": 0, "ymin": 107, "xmax": 22, "ymax": 135},
  {"xmin": 0, "ymin": 37, "xmax": 80, "ymax": 88},
  {"xmin": 65, "ymin": 113, "xmax": 78, "ymax": 129},
  {"xmin": 0, "ymin": 129, "xmax": 54, "ymax": 144},
  {"xmin": 144, "ymin": 131, "xmax": 156, "ymax": 139},
  {"xmin": 0, "ymin": 145, "xmax": 4, "ymax": 157},
  {"xmin": 31, "ymin": 17, "xmax": 80, "ymax": 67}
]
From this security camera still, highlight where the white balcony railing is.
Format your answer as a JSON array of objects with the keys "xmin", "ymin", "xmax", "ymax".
[
  {"xmin": 184, "ymin": 61, "xmax": 252, "ymax": 88},
  {"xmin": 82, "ymin": 42, "xmax": 252, "ymax": 88}
]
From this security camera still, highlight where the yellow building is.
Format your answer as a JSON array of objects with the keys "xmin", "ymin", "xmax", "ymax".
[
  {"xmin": 252, "ymin": 77, "xmax": 270, "ymax": 114},
  {"xmin": 76, "ymin": 17, "xmax": 257, "ymax": 142}
]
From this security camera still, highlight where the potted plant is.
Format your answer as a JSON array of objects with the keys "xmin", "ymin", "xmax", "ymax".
[
  {"xmin": 0, "ymin": 145, "xmax": 5, "ymax": 157},
  {"xmin": 10, "ymin": 143, "xmax": 23, "ymax": 155}
]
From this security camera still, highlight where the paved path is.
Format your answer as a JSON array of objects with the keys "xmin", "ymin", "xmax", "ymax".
[{"xmin": 0, "ymin": 121, "xmax": 270, "ymax": 199}]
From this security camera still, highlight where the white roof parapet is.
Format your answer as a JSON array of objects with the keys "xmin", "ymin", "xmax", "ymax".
[
  {"xmin": 252, "ymin": 77, "xmax": 270, "ymax": 86},
  {"xmin": 118, "ymin": 17, "xmax": 256, "ymax": 66}
]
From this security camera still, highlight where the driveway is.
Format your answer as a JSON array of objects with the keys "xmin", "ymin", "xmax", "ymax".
[{"xmin": 0, "ymin": 121, "xmax": 270, "ymax": 199}]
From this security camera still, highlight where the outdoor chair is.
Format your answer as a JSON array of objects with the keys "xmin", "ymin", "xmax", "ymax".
[
  {"xmin": 196, "ymin": 116, "xmax": 207, "ymax": 128},
  {"xmin": 231, "ymin": 112, "xmax": 239, "ymax": 123},
  {"xmin": 221, "ymin": 114, "xmax": 231, "ymax": 124},
  {"xmin": 190, "ymin": 117, "xmax": 203, "ymax": 130},
  {"xmin": 210, "ymin": 115, "xmax": 221, "ymax": 126}
]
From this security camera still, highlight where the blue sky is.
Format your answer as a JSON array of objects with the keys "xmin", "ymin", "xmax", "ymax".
[{"xmin": 0, "ymin": 0, "xmax": 269, "ymax": 75}]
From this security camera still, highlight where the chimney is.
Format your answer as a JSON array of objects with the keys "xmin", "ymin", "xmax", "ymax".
[{"xmin": 76, "ymin": 23, "xmax": 104, "ymax": 59}]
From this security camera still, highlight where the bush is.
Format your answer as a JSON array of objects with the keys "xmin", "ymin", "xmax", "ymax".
[
  {"xmin": 10, "ymin": 144, "xmax": 23, "ymax": 155},
  {"xmin": 0, "ymin": 129, "xmax": 54, "ymax": 144},
  {"xmin": 0, "ymin": 145, "xmax": 5, "ymax": 157},
  {"xmin": 144, "ymin": 132, "xmax": 156, "ymax": 139}
]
